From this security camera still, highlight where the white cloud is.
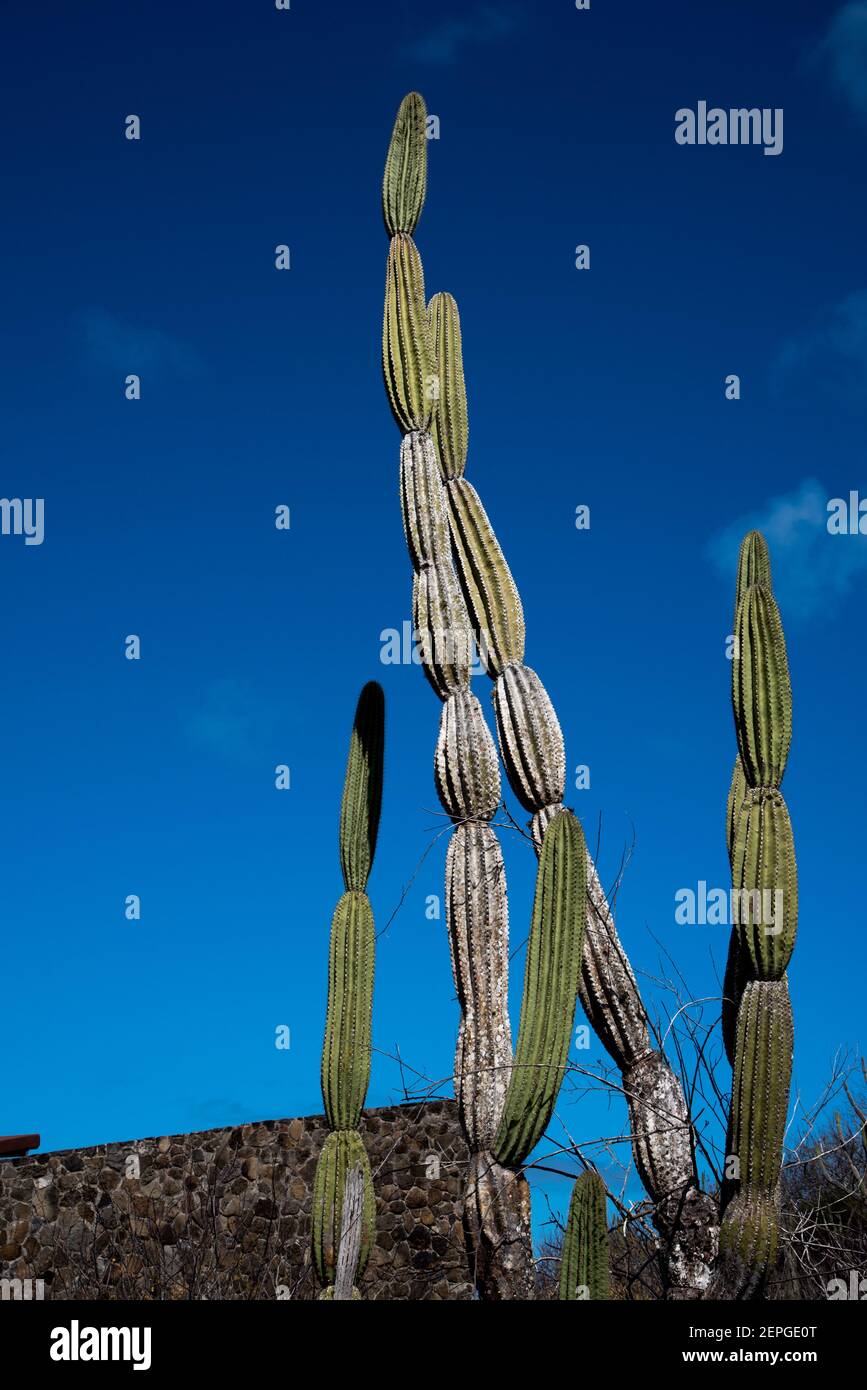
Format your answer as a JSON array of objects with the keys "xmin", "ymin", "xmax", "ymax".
[
  {"xmin": 706, "ymin": 479, "xmax": 867, "ymax": 620},
  {"xmin": 74, "ymin": 308, "xmax": 204, "ymax": 378},
  {"xmin": 772, "ymin": 290, "xmax": 867, "ymax": 405},
  {"xmin": 815, "ymin": 2, "xmax": 867, "ymax": 121},
  {"xmin": 404, "ymin": 4, "xmax": 523, "ymax": 65}
]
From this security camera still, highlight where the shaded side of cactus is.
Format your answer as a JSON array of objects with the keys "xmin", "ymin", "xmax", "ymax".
[
  {"xmin": 732, "ymin": 583, "xmax": 792, "ymax": 790},
  {"xmin": 730, "ymin": 788, "xmax": 797, "ymax": 980},
  {"xmin": 315, "ymin": 684, "xmax": 384, "ymax": 1295},
  {"xmin": 428, "ymin": 291, "xmax": 468, "ymax": 480},
  {"xmin": 559, "ymin": 1171, "xmax": 610, "ymax": 1301},
  {"xmin": 321, "ymin": 891, "xmax": 375, "ymax": 1131},
  {"xmin": 339, "ymin": 682, "xmax": 385, "ymax": 894},
  {"xmin": 494, "ymin": 810, "xmax": 587, "ymax": 1167},
  {"xmin": 312, "ymin": 1130, "xmax": 376, "ymax": 1285},
  {"xmin": 729, "ymin": 978, "xmax": 793, "ymax": 1193},
  {"xmin": 718, "ymin": 977, "xmax": 793, "ymax": 1294},
  {"xmin": 382, "ymin": 92, "xmax": 427, "ymax": 237}
]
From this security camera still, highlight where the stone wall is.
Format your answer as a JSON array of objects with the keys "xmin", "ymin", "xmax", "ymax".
[{"xmin": 0, "ymin": 1100, "xmax": 474, "ymax": 1300}]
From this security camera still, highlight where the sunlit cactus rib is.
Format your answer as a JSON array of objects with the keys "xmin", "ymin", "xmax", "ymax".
[
  {"xmin": 382, "ymin": 92, "xmax": 427, "ymax": 237},
  {"xmin": 435, "ymin": 689, "xmax": 501, "ymax": 823},
  {"xmin": 493, "ymin": 663, "xmax": 566, "ymax": 813},
  {"xmin": 446, "ymin": 821, "xmax": 513, "ymax": 1148},
  {"xmin": 428, "ymin": 291, "xmax": 469, "ymax": 480},
  {"xmin": 383, "ymin": 233, "xmax": 437, "ymax": 434},
  {"xmin": 493, "ymin": 810, "xmax": 587, "ymax": 1168},
  {"xmin": 314, "ymin": 684, "xmax": 384, "ymax": 1295},
  {"xmin": 735, "ymin": 529, "xmax": 772, "ymax": 610},
  {"xmin": 312, "ymin": 1130, "xmax": 376, "ymax": 1285},
  {"xmin": 448, "ymin": 478, "xmax": 526, "ymax": 676},
  {"xmin": 732, "ymin": 583, "xmax": 792, "ymax": 790},
  {"xmin": 559, "ymin": 1171, "xmax": 610, "ymax": 1301},
  {"xmin": 399, "ymin": 430, "xmax": 452, "ymax": 570},
  {"xmin": 321, "ymin": 892, "xmax": 375, "ymax": 1132}
]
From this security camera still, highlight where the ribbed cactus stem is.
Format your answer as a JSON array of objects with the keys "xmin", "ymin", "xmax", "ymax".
[
  {"xmin": 732, "ymin": 583, "xmax": 792, "ymax": 790},
  {"xmin": 321, "ymin": 892, "xmax": 375, "ymax": 1132},
  {"xmin": 493, "ymin": 663, "xmax": 566, "ymax": 813},
  {"xmin": 730, "ymin": 788, "xmax": 797, "ymax": 981},
  {"xmin": 435, "ymin": 689, "xmax": 501, "ymax": 823},
  {"xmin": 383, "ymin": 234, "xmax": 437, "ymax": 434},
  {"xmin": 312, "ymin": 1130, "xmax": 376, "ymax": 1285},
  {"xmin": 559, "ymin": 1172, "xmax": 610, "ymax": 1301},
  {"xmin": 428, "ymin": 291, "xmax": 469, "ymax": 480},
  {"xmin": 717, "ymin": 531, "xmax": 797, "ymax": 1299},
  {"xmin": 339, "ymin": 682, "xmax": 385, "ymax": 893},
  {"xmin": 446, "ymin": 822, "xmax": 513, "ymax": 1148},
  {"xmin": 314, "ymin": 684, "xmax": 384, "ymax": 1295},
  {"xmin": 735, "ymin": 529, "xmax": 771, "ymax": 613},
  {"xmin": 448, "ymin": 478, "xmax": 526, "ymax": 675},
  {"xmin": 382, "ymin": 92, "xmax": 427, "ymax": 236},
  {"xmin": 493, "ymin": 810, "xmax": 587, "ymax": 1168}
]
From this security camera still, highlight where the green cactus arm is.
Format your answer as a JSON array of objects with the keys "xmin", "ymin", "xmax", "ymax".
[
  {"xmin": 559, "ymin": 1171, "xmax": 610, "ymax": 1300},
  {"xmin": 321, "ymin": 891, "xmax": 375, "ymax": 1131},
  {"xmin": 730, "ymin": 788, "xmax": 798, "ymax": 981},
  {"xmin": 382, "ymin": 234, "xmax": 437, "ymax": 434},
  {"xmin": 311, "ymin": 1130, "xmax": 376, "ymax": 1285},
  {"xmin": 339, "ymin": 681, "xmax": 385, "ymax": 894},
  {"xmin": 735, "ymin": 530, "xmax": 771, "ymax": 621},
  {"xmin": 447, "ymin": 478, "xmax": 526, "ymax": 676},
  {"xmin": 428, "ymin": 291, "xmax": 469, "ymax": 479},
  {"xmin": 732, "ymin": 583, "xmax": 792, "ymax": 789},
  {"xmin": 382, "ymin": 92, "xmax": 427, "ymax": 237},
  {"xmin": 493, "ymin": 809, "xmax": 587, "ymax": 1168},
  {"xmin": 726, "ymin": 756, "xmax": 748, "ymax": 866},
  {"xmin": 729, "ymin": 977, "xmax": 793, "ymax": 1193}
]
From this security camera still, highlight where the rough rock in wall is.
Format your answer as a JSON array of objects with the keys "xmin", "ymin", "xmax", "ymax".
[{"xmin": 0, "ymin": 1100, "xmax": 473, "ymax": 1301}]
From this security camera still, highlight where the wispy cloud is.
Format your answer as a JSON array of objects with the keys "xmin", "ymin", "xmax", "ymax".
[
  {"xmin": 186, "ymin": 679, "xmax": 278, "ymax": 766},
  {"xmin": 814, "ymin": 2, "xmax": 867, "ymax": 121},
  {"xmin": 772, "ymin": 289, "xmax": 867, "ymax": 405},
  {"xmin": 74, "ymin": 307, "xmax": 204, "ymax": 377},
  {"xmin": 706, "ymin": 479, "xmax": 867, "ymax": 621},
  {"xmin": 403, "ymin": 3, "xmax": 524, "ymax": 65}
]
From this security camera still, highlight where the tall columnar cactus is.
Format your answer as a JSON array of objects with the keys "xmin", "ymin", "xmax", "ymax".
[
  {"xmin": 313, "ymin": 682, "xmax": 384, "ymax": 1299},
  {"xmin": 559, "ymin": 1171, "xmax": 610, "ymax": 1301},
  {"xmin": 401, "ymin": 120, "xmax": 718, "ymax": 1294},
  {"xmin": 717, "ymin": 532, "xmax": 796, "ymax": 1298},
  {"xmin": 381, "ymin": 94, "xmax": 590, "ymax": 1300}
]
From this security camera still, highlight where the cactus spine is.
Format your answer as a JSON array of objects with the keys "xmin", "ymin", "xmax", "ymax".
[
  {"xmin": 718, "ymin": 533, "xmax": 796, "ymax": 1297},
  {"xmin": 414, "ymin": 170, "xmax": 718, "ymax": 1296},
  {"xmin": 313, "ymin": 682, "xmax": 384, "ymax": 1298},
  {"xmin": 559, "ymin": 1172, "xmax": 610, "ymax": 1301}
]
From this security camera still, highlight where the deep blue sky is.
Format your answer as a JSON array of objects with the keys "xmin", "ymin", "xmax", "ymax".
[{"xmin": 3, "ymin": 1, "xmax": 865, "ymax": 1230}]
